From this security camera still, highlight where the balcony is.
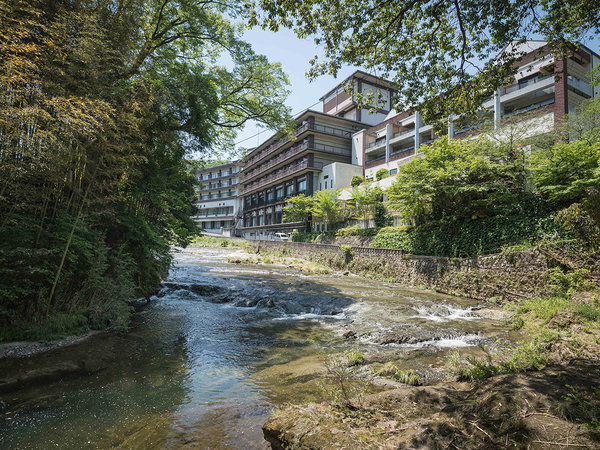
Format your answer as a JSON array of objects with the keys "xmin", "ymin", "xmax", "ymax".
[
  {"xmin": 241, "ymin": 141, "xmax": 350, "ymax": 183},
  {"xmin": 199, "ymin": 180, "xmax": 239, "ymax": 192},
  {"xmin": 503, "ymin": 97, "xmax": 555, "ymax": 119},
  {"xmin": 241, "ymin": 160, "xmax": 323, "ymax": 195},
  {"xmin": 296, "ymin": 122, "xmax": 352, "ymax": 139},
  {"xmin": 199, "ymin": 194, "xmax": 238, "ymax": 201},
  {"xmin": 567, "ymin": 76, "xmax": 593, "ymax": 97},
  {"xmin": 244, "ymin": 121, "xmax": 353, "ymax": 170},
  {"xmin": 501, "ymin": 74, "xmax": 554, "ymax": 103}
]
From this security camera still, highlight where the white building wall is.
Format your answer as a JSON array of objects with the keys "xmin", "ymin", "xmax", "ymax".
[
  {"xmin": 352, "ymin": 131, "xmax": 364, "ymax": 166},
  {"xmin": 316, "ymin": 162, "xmax": 363, "ymax": 192}
]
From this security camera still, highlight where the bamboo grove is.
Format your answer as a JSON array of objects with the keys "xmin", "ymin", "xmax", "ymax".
[{"xmin": 0, "ymin": 0, "xmax": 291, "ymax": 339}]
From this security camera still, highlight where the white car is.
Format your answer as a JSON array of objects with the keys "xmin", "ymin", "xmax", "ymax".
[{"xmin": 273, "ymin": 232, "xmax": 289, "ymax": 241}]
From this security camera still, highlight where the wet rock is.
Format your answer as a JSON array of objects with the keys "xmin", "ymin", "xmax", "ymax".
[
  {"xmin": 343, "ymin": 330, "xmax": 356, "ymax": 340},
  {"xmin": 204, "ymin": 295, "xmax": 234, "ymax": 304},
  {"xmin": 373, "ymin": 325, "xmax": 467, "ymax": 346},
  {"xmin": 232, "ymin": 297, "xmax": 260, "ymax": 308}
]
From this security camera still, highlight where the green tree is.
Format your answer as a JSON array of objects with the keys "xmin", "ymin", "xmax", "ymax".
[
  {"xmin": 0, "ymin": 0, "xmax": 291, "ymax": 339},
  {"xmin": 283, "ymin": 194, "xmax": 315, "ymax": 232},
  {"xmin": 386, "ymin": 138, "xmax": 529, "ymax": 225},
  {"xmin": 349, "ymin": 183, "xmax": 382, "ymax": 228},
  {"xmin": 251, "ymin": 0, "xmax": 600, "ymax": 124},
  {"xmin": 374, "ymin": 202, "xmax": 393, "ymax": 228},
  {"xmin": 312, "ymin": 189, "xmax": 344, "ymax": 229},
  {"xmin": 531, "ymin": 140, "xmax": 600, "ymax": 208}
]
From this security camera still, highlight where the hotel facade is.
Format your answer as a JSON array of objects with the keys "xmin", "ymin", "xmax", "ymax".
[
  {"xmin": 192, "ymin": 161, "xmax": 243, "ymax": 235},
  {"xmin": 196, "ymin": 41, "xmax": 599, "ymax": 238}
]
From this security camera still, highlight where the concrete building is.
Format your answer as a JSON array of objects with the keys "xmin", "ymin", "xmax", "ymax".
[
  {"xmin": 193, "ymin": 161, "xmax": 242, "ymax": 235},
  {"xmin": 239, "ymin": 111, "xmax": 365, "ymax": 239},
  {"xmin": 238, "ymin": 71, "xmax": 397, "ymax": 239},
  {"xmin": 355, "ymin": 40, "xmax": 599, "ymax": 179}
]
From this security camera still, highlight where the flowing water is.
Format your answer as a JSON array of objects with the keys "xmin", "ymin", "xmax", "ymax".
[{"xmin": 0, "ymin": 247, "xmax": 516, "ymax": 449}]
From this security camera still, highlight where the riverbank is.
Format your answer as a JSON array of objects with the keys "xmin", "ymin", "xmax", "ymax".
[
  {"xmin": 224, "ymin": 240, "xmax": 600, "ymax": 447},
  {"xmin": 264, "ymin": 359, "xmax": 600, "ymax": 448}
]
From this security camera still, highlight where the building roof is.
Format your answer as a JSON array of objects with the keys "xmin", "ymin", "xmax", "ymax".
[{"xmin": 319, "ymin": 70, "xmax": 397, "ymax": 101}]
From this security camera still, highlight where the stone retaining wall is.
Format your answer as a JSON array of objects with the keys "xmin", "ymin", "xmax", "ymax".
[{"xmin": 254, "ymin": 240, "xmax": 553, "ymax": 300}]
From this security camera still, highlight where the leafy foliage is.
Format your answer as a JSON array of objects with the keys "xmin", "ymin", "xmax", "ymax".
[
  {"xmin": 283, "ymin": 194, "xmax": 314, "ymax": 231},
  {"xmin": 312, "ymin": 189, "xmax": 344, "ymax": 227},
  {"xmin": 0, "ymin": 0, "xmax": 290, "ymax": 339},
  {"xmin": 350, "ymin": 175, "xmax": 365, "ymax": 187},
  {"xmin": 375, "ymin": 168, "xmax": 389, "ymax": 181}
]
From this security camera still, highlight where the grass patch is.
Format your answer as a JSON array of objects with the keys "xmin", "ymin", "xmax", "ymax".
[
  {"xmin": 447, "ymin": 341, "xmax": 547, "ymax": 381},
  {"xmin": 0, "ymin": 312, "xmax": 91, "ymax": 342},
  {"xmin": 191, "ymin": 234, "xmax": 240, "ymax": 248}
]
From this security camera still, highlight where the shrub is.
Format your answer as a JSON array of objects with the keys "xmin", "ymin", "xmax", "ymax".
[
  {"xmin": 335, "ymin": 225, "xmax": 377, "ymax": 238},
  {"xmin": 351, "ymin": 175, "xmax": 365, "ymax": 187},
  {"xmin": 375, "ymin": 168, "xmax": 390, "ymax": 180},
  {"xmin": 373, "ymin": 202, "xmax": 393, "ymax": 227}
]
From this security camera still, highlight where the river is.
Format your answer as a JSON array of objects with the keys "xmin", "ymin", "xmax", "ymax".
[{"xmin": 0, "ymin": 246, "xmax": 515, "ymax": 449}]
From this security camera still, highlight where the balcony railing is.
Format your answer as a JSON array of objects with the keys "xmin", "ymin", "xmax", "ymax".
[
  {"xmin": 244, "ymin": 121, "xmax": 354, "ymax": 169},
  {"xmin": 241, "ymin": 141, "xmax": 350, "ymax": 183},
  {"xmin": 199, "ymin": 194, "xmax": 238, "ymax": 201},
  {"xmin": 503, "ymin": 74, "xmax": 553, "ymax": 95},
  {"xmin": 390, "ymin": 147, "xmax": 414, "ymax": 160},
  {"xmin": 567, "ymin": 76, "xmax": 593, "ymax": 97},
  {"xmin": 393, "ymin": 128, "xmax": 414, "ymax": 139},
  {"xmin": 199, "ymin": 180, "xmax": 239, "ymax": 192},
  {"xmin": 503, "ymin": 97, "xmax": 555, "ymax": 119},
  {"xmin": 367, "ymin": 138, "xmax": 386, "ymax": 149},
  {"xmin": 241, "ymin": 160, "xmax": 323, "ymax": 195},
  {"xmin": 365, "ymin": 155, "xmax": 386, "ymax": 167}
]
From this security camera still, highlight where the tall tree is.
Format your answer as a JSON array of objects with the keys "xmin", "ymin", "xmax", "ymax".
[
  {"xmin": 312, "ymin": 189, "xmax": 343, "ymax": 229},
  {"xmin": 0, "ymin": 0, "xmax": 291, "ymax": 337},
  {"xmin": 349, "ymin": 183, "xmax": 382, "ymax": 228},
  {"xmin": 283, "ymin": 194, "xmax": 315, "ymax": 232}
]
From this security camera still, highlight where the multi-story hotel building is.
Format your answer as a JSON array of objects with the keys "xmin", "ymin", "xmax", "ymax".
[
  {"xmin": 355, "ymin": 40, "xmax": 600, "ymax": 179},
  {"xmin": 239, "ymin": 71, "xmax": 397, "ymax": 239},
  {"xmin": 193, "ymin": 161, "xmax": 242, "ymax": 235}
]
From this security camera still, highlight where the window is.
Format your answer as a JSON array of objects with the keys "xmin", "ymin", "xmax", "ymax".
[
  {"xmin": 286, "ymin": 184, "xmax": 294, "ymax": 196},
  {"xmin": 267, "ymin": 190, "xmax": 273, "ymax": 202},
  {"xmin": 298, "ymin": 179, "xmax": 306, "ymax": 193},
  {"xmin": 324, "ymin": 181, "xmax": 328, "ymax": 189},
  {"xmin": 276, "ymin": 187, "xmax": 284, "ymax": 200},
  {"xmin": 390, "ymin": 168, "xmax": 397, "ymax": 175}
]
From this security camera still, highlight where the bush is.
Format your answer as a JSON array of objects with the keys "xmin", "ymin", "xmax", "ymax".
[
  {"xmin": 375, "ymin": 168, "xmax": 389, "ymax": 181},
  {"xmin": 371, "ymin": 209, "xmax": 564, "ymax": 257},
  {"xmin": 351, "ymin": 175, "xmax": 365, "ymax": 187},
  {"xmin": 335, "ymin": 226, "xmax": 377, "ymax": 238}
]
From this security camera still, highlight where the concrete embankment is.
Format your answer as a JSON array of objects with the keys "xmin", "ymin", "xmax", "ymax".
[{"xmin": 253, "ymin": 241, "xmax": 554, "ymax": 301}]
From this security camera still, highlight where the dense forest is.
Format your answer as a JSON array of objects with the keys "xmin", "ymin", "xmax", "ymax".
[{"xmin": 0, "ymin": 0, "xmax": 290, "ymax": 340}]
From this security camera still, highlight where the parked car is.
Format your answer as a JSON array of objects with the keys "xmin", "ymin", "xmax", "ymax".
[{"xmin": 273, "ymin": 232, "xmax": 289, "ymax": 241}]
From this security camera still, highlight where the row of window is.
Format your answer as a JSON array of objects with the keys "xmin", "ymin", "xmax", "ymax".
[{"xmin": 244, "ymin": 178, "xmax": 307, "ymax": 209}]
